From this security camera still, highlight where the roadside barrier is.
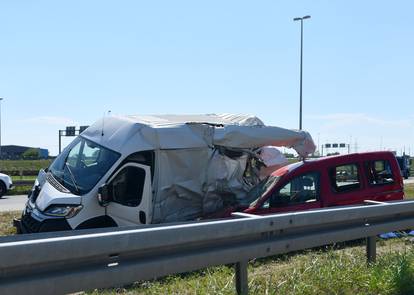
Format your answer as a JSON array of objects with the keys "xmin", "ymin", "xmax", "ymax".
[{"xmin": 1, "ymin": 200, "xmax": 414, "ymax": 295}]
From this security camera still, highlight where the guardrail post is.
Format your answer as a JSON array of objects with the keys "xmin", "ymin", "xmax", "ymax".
[
  {"xmin": 235, "ymin": 260, "xmax": 248, "ymax": 295},
  {"xmin": 366, "ymin": 236, "xmax": 376, "ymax": 264}
]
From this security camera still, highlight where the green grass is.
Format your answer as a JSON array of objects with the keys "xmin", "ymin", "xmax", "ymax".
[
  {"xmin": 0, "ymin": 159, "xmax": 52, "ymax": 173},
  {"xmin": 11, "ymin": 175, "xmax": 37, "ymax": 181},
  {"xmin": 0, "ymin": 211, "xmax": 19, "ymax": 236},
  {"xmin": 405, "ymin": 183, "xmax": 414, "ymax": 199},
  {"xmin": 89, "ymin": 240, "xmax": 414, "ymax": 295},
  {"xmin": 287, "ymin": 158, "xmax": 299, "ymax": 164},
  {"xmin": 7, "ymin": 186, "xmax": 31, "ymax": 196}
]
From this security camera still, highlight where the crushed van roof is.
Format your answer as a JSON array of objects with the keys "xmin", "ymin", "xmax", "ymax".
[{"xmin": 81, "ymin": 113, "xmax": 316, "ymax": 157}]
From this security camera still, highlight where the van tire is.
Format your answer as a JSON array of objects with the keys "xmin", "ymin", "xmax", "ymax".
[
  {"xmin": 0, "ymin": 181, "xmax": 6, "ymax": 199},
  {"xmin": 75, "ymin": 216, "xmax": 118, "ymax": 230}
]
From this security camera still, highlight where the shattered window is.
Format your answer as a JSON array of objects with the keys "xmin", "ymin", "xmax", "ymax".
[
  {"xmin": 366, "ymin": 160, "xmax": 394, "ymax": 185},
  {"xmin": 248, "ymin": 176, "xmax": 280, "ymax": 207}
]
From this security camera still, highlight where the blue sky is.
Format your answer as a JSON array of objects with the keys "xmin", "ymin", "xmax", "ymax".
[{"xmin": 0, "ymin": 1, "xmax": 413, "ymax": 155}]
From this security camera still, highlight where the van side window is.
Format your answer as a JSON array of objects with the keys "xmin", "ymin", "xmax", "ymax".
[
  {"xmin": 110, "ymin": 166, "xmax": 146, "ymax": 207},
  {"xmin": 366, "ymin": 160, "xmax": 394, "ymax": 185},
  {"xmin": 330, "ymin": 164, "xmax": 361, "ymax": 193},
  {"xmin": 266, "ymin": 172, "xmax": 320, "ymax": 208}
]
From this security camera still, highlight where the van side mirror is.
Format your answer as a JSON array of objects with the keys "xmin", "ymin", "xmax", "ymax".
[{"xmin": 98, "ymin": 184, "xmax": 112, "ymax": 206}]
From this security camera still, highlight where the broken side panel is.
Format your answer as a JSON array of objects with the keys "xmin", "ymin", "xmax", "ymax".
[{"xmin": 152, "ymin": 146, "xmax": 273, "ymax": 223}]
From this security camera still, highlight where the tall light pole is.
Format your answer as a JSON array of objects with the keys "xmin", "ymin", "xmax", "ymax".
[
  {"xmin": 0, "ymin": 97, "xmax": 3, "ymax": 159},
  {"xmin": 293, "ymin": 15, "xmax": 311, "ymax": 130}
]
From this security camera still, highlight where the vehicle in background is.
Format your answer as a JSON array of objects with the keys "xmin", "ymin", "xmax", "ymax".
[
  {"xmin": 0, "ymin": 173, "xmax": 14, "ymax": 198},
  {"xmin": 14, "ymin": 114, "xmax": 316, "ymax": 233},
  {"xmin": 396, "ymin": 155, "xmax": 411, "ymax": 179},
  {"xmin": 215, "ymin": 151, "xmax": 403, "ymax": 217}
]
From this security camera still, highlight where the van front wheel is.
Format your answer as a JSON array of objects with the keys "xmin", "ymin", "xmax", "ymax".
[
  {"xmin": 0, "ymin": 181, "xmax": 6, "ymax": 198},
  {"xmin": 75, "ymin": 216, "xmax": 118, "ymax": 230}
]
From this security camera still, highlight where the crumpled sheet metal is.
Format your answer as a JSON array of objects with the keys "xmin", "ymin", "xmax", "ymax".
[
  {"xmin": 81, "ymin": 114, "xmax": 316, "ymax": 223},
  {"xmin": 153, "ymin": 148, "xmax": 258, "ymax": 223},
  {"xmin": 83, "ymin": 114, "xmax": 316, "ymax": 157}
]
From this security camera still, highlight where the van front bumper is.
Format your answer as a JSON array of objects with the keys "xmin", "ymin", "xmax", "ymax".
[
  {"xmin": 13, "ymin": 218, "xmax": 26, "ymax": 234},
  {"xmin": 14, "ymin": 206, "xmax": 72, "ymax": 234}
]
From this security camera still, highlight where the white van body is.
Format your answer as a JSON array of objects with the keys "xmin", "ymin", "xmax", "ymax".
[{"xmin": 15, "ymin": 114, "xmax": 315, "ymax": 233}]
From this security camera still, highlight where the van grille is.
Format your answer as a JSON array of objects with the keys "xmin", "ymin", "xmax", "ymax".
[
  {"xmin": 46, "ymin": 173, "xmax": 70, "ymax": 193},
  {"xmin": 22, "ymin": 214, "xmax": 42, "ymax": 233}
]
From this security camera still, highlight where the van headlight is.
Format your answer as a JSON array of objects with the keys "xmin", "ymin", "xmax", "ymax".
[{"xmin": 44, "ymin": 205, "xmax": 83, "ymax": 218}]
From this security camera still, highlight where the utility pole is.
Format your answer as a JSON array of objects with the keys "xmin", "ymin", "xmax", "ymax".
[
  {"xmin": 293, "ymin": 15, "xmax": 311, "ymax": 130},
  {"xmin": 0, "ymin": 98, "xmax": 3, "ymax": 159}
]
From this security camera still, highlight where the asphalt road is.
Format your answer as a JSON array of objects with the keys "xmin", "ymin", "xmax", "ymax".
[{"xmin": 0, "ymin": 195, "xmax": 27, "ymax": 212}]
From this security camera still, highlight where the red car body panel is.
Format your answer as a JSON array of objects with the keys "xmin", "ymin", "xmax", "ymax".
[{"xmin": 241, "ymin": 151, "xmax": 404, "ymax": 216}]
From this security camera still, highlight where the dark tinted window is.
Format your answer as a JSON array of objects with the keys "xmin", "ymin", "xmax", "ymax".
[
  {"xmin": 265, "ymin": 172, "xmax": 320, "ymax": 208},
  {"xmin": 366, "ymin": 160, "xmax": 394, "ymax": 185},
  {"xmin": 330, "ymin": 164, "xmax": 361, "ymax": 193},
  {"xmin": 110, "ymin": 166, "xmax": 146, "ymax": 207}
]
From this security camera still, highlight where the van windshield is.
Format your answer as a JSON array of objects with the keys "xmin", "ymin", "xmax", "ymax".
[
  {"xmin": 247, "ymin": 175, "xmax": 281, "ymax": 207},
  {"xmin": 49, "ymin": 137, "xmax": 120, "ymax": 195}
]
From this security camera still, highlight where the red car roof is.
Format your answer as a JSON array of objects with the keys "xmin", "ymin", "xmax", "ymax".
[{"xmin": 271, "ymin": 151, "xmax": 396, "ymax": 176}]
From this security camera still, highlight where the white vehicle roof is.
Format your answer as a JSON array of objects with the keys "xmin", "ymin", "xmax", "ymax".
[{"xmin": 81, "ymin": 113, "xmax": 315, "ymax": 157}]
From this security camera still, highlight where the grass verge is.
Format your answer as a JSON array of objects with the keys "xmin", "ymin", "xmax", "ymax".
[
  {"xmin": 11, "ymin": 175, "xmax": 37, "ymax": 182},
  {"xmin": 0, "ymin": 211, "xmax": 19, "ymax": 236},
  {"xmin": 6, "ymin": 186, "xmax": 31, "ymax": 196},
  {"xmin": 405, "ymin": 183, "xmax": 414, "ymax": 199},
  {"xmin": 89, "ymin": 239, "xmax": 414, "ymax": 295},
  {"xmin": 0, "ymin": 159, "xmax": 52, "ymax": 172}
]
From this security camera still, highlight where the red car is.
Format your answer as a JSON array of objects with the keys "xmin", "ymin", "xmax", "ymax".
[{"xmin": 217, "ymin": 151, "xmax": 404, "ymax": 217}]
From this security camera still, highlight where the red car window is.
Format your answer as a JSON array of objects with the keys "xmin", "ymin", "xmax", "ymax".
[
  {"xmin": 365, "ymin": 160, "xmax": 395, "ymax": 185},
  {"xmin": 330, "ymin": 163, "xmax": 361, "ymax": 193},
  {"xmin": 264, "ymin": 172, "xmax": 320, "ymax": 208}
]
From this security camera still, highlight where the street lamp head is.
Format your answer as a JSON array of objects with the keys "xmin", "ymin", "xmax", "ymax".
[{"xmin": 294, "ymin": 15, "xmax": 311, "ymax": 21}]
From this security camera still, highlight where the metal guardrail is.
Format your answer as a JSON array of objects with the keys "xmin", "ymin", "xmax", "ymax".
[{"xmin": 1, "ymin": 200, "xmax": 414, "ymax": 295}]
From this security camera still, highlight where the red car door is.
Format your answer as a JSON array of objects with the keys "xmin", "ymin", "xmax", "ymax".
[
  {"xmin": 362, "ymin": 158, "xmax": 404, "ymax": 202},
  {"xmin": 324, "ymin": 162, "xmax": 368, "ymax": 207},
  {"xmin": 251, "ymin": 171, "xmax": 322, "ymax": 215}
]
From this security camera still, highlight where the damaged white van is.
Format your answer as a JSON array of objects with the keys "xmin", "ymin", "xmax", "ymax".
[{"xmin": 14, "ymin": 114, "xmax": 315, "ymax": 233}]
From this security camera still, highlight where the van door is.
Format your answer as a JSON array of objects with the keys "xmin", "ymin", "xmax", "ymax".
[
  {"xmin": 106, "ymin": 163, "xmax": 152, "ymax": 226},
  {"xmin": 254, "ymin": 171, "xmax": 322, "ymax": 215}
]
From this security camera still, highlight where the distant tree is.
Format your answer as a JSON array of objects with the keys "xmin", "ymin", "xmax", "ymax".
[{"xmin": 22, "ymin": 148, "xmax": 40, "ymax": 160}]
